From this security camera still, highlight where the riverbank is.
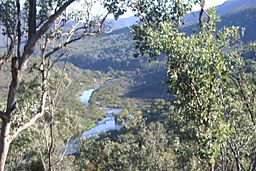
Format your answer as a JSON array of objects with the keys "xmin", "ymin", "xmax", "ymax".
[{"xmin": 63, "ymin": 81, "xmax": 124, "ymax": 155}]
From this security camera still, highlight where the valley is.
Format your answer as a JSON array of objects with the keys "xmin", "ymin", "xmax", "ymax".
[{"xmin": 0, "ymin": 0, "xmax": 255, "ymax": 170}]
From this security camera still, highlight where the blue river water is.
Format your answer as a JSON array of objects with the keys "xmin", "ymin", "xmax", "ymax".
[{"xmin": 63, "ymin": 85, "xmax": 123, "ymax": 155}]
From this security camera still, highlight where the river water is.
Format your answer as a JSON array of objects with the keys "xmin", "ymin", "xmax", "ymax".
[{"xmin": 64, "ymin": 85, "xmax": 123, "ymax": 155}]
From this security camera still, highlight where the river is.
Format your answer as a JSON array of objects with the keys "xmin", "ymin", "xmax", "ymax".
[{"xmin": 63, "ymin": 84, "xmax": 123, "ymax": 155}]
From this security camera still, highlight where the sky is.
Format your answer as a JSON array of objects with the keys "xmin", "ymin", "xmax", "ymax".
[
  {"xmin": 192, "ymin": 0, "xmax": 228, "ymax": 11},
  {"xmin": 69, "ymin": 0, "xmax": 229, "ymax": 19},
  {"xmin": 119, "ymin": 0, "xmax": 228, "ymax": 18}
]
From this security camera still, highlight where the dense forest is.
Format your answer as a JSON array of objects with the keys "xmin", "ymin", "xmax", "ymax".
[{"xmin": 0, "ymin": 0, "xmax": 255, "ymax": 170}]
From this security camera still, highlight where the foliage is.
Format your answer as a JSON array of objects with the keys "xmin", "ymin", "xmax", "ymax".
[
  {"xmin": 0, "ymin": 60, "xmax": 111, "ymax": 170},
  {"xmin": 0, "ymin": 0, "xmax": 255, "ymax": 170},
  {"xmin": 0, "ymin": 0, "xmax": 131, "ymax": 168},
  {"xmin": 0, "ymin": 0, "xmax": 16, "ymax": 36},
  {"xmin": 89, "ymin": 77, "xmax": 133, "ymax": 108},
  {"xmin": 75, "ymin": 116, "xmax": 173, "ymax": 170},
  {"xmin": 5, "ymin": 65, "xmax": 77, "ymax": 170},
  {"xmin": 181, "ymin": 7, "xmax": 256, "ymax": 42},
  {"xmin": 134, "ymin": 5, "xmax": 256, "ymax": 169}
]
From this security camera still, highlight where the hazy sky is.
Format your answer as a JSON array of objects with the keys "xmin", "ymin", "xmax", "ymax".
[
  {"xmin": 70, "ymin": 0, "xmax": 229, "ymax": 19},
  {"xmin": 193, "ymin": 0, "xmax": 228, "ymax": 11},
  {"xmin": 119, "ymin": 0, "xmax": 228, "ymax": 18}
]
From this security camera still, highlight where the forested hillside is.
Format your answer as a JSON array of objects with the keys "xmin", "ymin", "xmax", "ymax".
[
  {"xmin": 65, "ymin": 27, "xmax": 139, "ymax": 71},
  {"xmin": 0, "ymin": 0, "xmax": 255, "ymax": 170},
  {"xmin": 182, "ymin": 7, "xmax": 256, "ymax": 42},
  {"xmin": 65, "ymin": 6, "xmax": 256, "ymax": 73}
]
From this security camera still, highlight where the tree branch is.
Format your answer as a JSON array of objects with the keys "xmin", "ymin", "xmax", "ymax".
[
  {"xmin": 227, "ymin": 138, "xmax": 243, "ymax": 171},
  {"xmin": 48, "ymin": 123, "xmax": 53, "ymax": 170},
  {"xmin": 230, "ymin": 73, "xmax": 255, "ymax": 123},
  {"xmin": 19, "ymin": 0, "xmax": 76, "ymax": 70},
  {"xmin": 28, "ymin": 0, "xmax": 37, "ymax": 41},
  {"xmin": 10, "ymin": 61, "xmax": 48, "ymax": 140},
  {"xmin": 44, "ymin": 36, "xmax": 82, "ymax": 59},
  {"xmin": 16, "ymin": 0, "xmax": 21, "ymax": 60},
  {"xmin": 249, "ymin": 149, "xmax": 256, "ymax": 171},
  {"xmin": 185, "ymin": 79, "xmax": 204, "ymax": 111},
  {"xmin": 51, "ymin": 137, "xmax": 71, "ymax": 166},
  {"xmin": 0, "ymin": 111, "xmax": 7, "ymax": 121},
  {"xmin": 10, "ymin": 90, "xmax": 47, "ymax": 140},
  {"xmin": 50, "ymin": 60, "xmax": 69, "ymax": 107},
  {"xmin": 48, "ymin": 51, "xmax": 67, "ymax": 71},
  {"xmin": 0, "ymin": 38, "xmax": 15, "ymax": 70},
  {"xmin": 99, "ymin": 12, "xmax": 110, "ymax": 32},
  {"xmin": 36, "ymin": 0, "xmax": 76, "ymax": 40},
  {"xmin": 197, "ymin": 0, "xmax": 210, "ymax": 29}
]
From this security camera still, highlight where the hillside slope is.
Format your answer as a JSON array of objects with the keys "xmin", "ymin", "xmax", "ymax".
[
  {"xmin": 67, "ymin": 6, "xmax": 256, "ymax": 72},
  {"xmin": 108, "ymin": 0, "xmax": 256, "ymax": 29},
  {"xmin": 181, "ymin": 7, "xmax": 256, "ymax": 42},
  {"xmin": 184, "ymin": 0, "xmax": 256, "ymax": 23}
]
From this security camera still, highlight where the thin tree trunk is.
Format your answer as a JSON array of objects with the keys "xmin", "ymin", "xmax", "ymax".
[
  {"xmin": 0, "ymin": 121, "xmax": 11, "ymax": 171},
  {"xmin": 0, "ymin": 0, "xmax": 77, "ymax": 169},
  {"xmin": 0, "ymin": 57, "xmax": 21, "ymax": 170},
  {"xmin": 211, "ymin": 163, "xmax": 215, "ymax": 171}
]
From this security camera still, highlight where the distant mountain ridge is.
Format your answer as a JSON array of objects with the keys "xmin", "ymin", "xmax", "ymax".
[
  {"xmin": 184, "ymin": 0, "xmax": 256, "ymax": 23},
  {"xmin": 65, "ymin": 4, "xmax": 256, "ymax": 72},
  {"xmin": 218, "ymin": 0, "xmax": 256, "ymax": 14},
  {"xmin": 106, "ymin": 17, "xmax": 138, "ymax": 30},
  {"xmin": 181, "ymin": 7, "xmax": 256, "ymax": 42},
  {"xmin": 62, "ymin": 1, "xmax": 255, "ymax": 101},
  {"xmin": 109, "ymin": 0, "xmax": 256, "ymax": 29}
]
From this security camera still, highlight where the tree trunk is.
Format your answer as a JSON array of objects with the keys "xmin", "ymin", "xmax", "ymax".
[
  {"xmin": 0, "ymin": 59, "xmax": 22, "ymax": 170},
  {"xmin": 0, "ymin": 121, "xmax": 11, "ymax": 171},
  {"xmin": 0, "ymin": 0, "xmax": 77, "ymax": 169}
]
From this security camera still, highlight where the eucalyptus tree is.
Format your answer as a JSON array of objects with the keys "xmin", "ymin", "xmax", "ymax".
[
  {"xmin": 132, "ymin": 0, "xmax": 255, "ymax": 170},
  {"xmin": 7, "ymin": 68, "xmax": 75, "ymax": 170},
  {"xmin": 76, "ymin": 119, "xmax": 172, "ymax": 170},
  {"xmin": 0, "ymin": 0, "xmax": 127, "ymax": 169}
]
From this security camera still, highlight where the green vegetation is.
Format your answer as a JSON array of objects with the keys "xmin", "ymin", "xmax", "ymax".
[
  {"xmin": 181, "ymin": 7, "xmax": 256, "ymax": 42},
  {"xmin": 0, "ymin": 60, "xmax": 111, "ymax": 170},
  {"xmin": 73, "ymin": 5, "xmax": 256, "ymax": 171},
  {"xmin": 65, "ymin": 27, "xmax": 143, "ymax": 72},
  {"xmin": 0, "ymin": 0, "xmax": 255, "ymax": 170}
]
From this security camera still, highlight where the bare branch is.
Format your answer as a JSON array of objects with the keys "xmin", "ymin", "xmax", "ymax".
[
  {"xmin": 36, "ymin": 0, "xmax": 76, "ymax": 40},
  {"xmin": 0, "ymin": 111, "xmax": 7, "ymax": 121},
  {"xmin": 230, "ymin": 73, "xmax": 255, "ymax": 123},
  {"xmin": 44, "ymin": 36, "xmax": 82, "ymax": 59},
  {"xmin": 16, "ymin": 0, "xmax": 21, "ymax": 60},
  {"xmin": 48, "ymin": 51, "xmax": 67, "ymax": 71},
  {"xmin": 19, "ymin": 0, "xmax": 76, "ymax": 69},
  {"xmin": 35, "ymin": 3, "xmax": 90, "ymax": 65},
  {"xmin": 10, "ymin": 90, "xmax": 48, "ymax": 140},
  {"xmin": 50, "ymin": 61, "xmax": 69, "ymax": 107},
  {"xmin": 0, "ymin": 39, "xmax": 15, "ymax": 69},
  {"xmin": 28, "ymin": 0, "xmax": 37, "ymax": 41},
  {"xmin": 99, "ymin": 12, "xmax": 110, "ymax": 32},
  {"xmin": 10, "ymin": 57, "xmax": 48, "ymax": 140}
]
